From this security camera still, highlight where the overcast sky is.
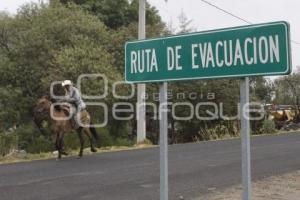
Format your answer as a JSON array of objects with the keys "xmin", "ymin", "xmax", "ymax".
[
  {"xmin": 148, "ymin": 0, "xmax": 300, "ymax": 74},
  {"xmin": 1, "ymin": 0, "xmax": 299, "ymax": 75}
]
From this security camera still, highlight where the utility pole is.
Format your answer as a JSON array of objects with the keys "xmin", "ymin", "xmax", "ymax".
[{"xmin": 137, "ymin": 0, "xmax": 146, "ymax": 143}]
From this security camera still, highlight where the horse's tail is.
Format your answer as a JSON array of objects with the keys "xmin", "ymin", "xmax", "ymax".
[{"xmin": 89, "ymin": 125, "xmax": 99, "ymax": 140}]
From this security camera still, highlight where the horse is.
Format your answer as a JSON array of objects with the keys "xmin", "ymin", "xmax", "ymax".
[{"xmin": 33, "ymin": 96, "xmax": 99, "ymax": 159}]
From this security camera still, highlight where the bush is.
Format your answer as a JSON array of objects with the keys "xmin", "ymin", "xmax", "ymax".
[
  {"xmin": 96, "ymin": 127, "xmax": 134, "ymax": 147},
  {"xmin": 2, "ymin": 122, "xmax": 133, "ymax": 155},
  {"xmin": 15, "ymin": 123, "xmax": 53, "ymax": 153},
  {"xmin": 64, "ymin": 133, "xmax": 80, "ymax": 150},
  {"xmin": 114, "ymin": 138, "xmax": 134, "ymax": 146},
  {"xmin": 97, "ymin": 127, "xmax": 114, "ymax": 147},
  {"xmin": 26, "ymin": 136, "xmax": 53, "ymax": 153},
  {"xmin": 261, "ymin": 120, "xmax": 277, "ymax": 134},
  {"xmin": 0, "ymin": 132, "xmax": 18, "ymax": 156}
]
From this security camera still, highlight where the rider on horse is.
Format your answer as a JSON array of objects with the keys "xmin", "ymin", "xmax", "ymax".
[
  {"xmin": 33, "ymin": 82, "xmax": 98, "ymax": 159},
  {"xmin": 61, "ymin": 80, "xmax": 86, "ymax": 128}
]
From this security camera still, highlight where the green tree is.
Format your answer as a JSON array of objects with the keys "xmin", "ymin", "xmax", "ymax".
[
  {"xmin": 274, "ymin": 73, "xmax": 300, "ymax": 106},
  {"xmin": 59, "ymin": 0, "xmax": 162, "ymax": 29},
  {"xmin": 250, "ymin": 77, "xmax": 274, "ymax": 103},
  {"xmin": 59, "ymin": 0, "xmax": 169, "ymax": 72},
  {"xmin": 0, "ymin": 2, "xmax": 121, "ymax": 126}
]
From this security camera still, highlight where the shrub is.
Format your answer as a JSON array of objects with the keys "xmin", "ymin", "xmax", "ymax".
[
  {"xmin": 97, "ymin": 127, "xmax": 114, "ymax": 147},
  {"xmin": 114, "ymin": 138, "xmax": 134, "ymax": 146},
  {"xmin": 0, "ymin": 132, "xmax": 18, "ymax": 156},
  {"xmin": 261, "ymin": 120, "xmax": 276, "ymax": 134},
  {"xmin": 15, "ymin": 123, "xmax": 53, "ymax": 153},
  {"xmin": 26, "ymin": 136, "xmax": 53, "ymax": 153},
  {"xmin": 64, "ymin": 133, "xmax": 80, "ymax": 150}
]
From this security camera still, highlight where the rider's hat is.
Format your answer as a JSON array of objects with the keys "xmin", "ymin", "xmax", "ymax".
[{"xmin": 62, "ymin": 80, "xmax": 72, "ymax": 87}]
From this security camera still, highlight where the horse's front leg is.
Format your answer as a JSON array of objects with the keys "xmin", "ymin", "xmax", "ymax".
[
  {"xmin": 77, "ymin": 128, "xmax": 84, "ymax": 157},
  {"xmin": 55, "ymin": 133, "xmax": 59, "ymax": 152},
  {"xmin": 55, "ymin": 133, "xmax": 61, "ymax": 160}
]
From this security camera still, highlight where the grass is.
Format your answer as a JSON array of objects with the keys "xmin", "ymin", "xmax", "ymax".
[
  {"xmin": 0, "ymin": 130, "xmax": 298, "ymax": 165},
  {"xmin": 0, "ymin": 144, "xmax": 155, "ymax": 165}
]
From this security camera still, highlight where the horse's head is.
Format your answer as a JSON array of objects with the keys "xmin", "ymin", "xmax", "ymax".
[
  {"xmin": 34, "ymin": 96, "xmax": 52, "ymax": 114},
  {"xmin": 33, "ymin": 96, "xmax": 52, "ymax": 135}
]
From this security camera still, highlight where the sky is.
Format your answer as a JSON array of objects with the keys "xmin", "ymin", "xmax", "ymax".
[
  {"xmin": 0, "ymin": 0, "xmax": 38, "ymax": 13},
  {"xmin": 1, "ymin": 0, "xmax": 299, "ymax": 75},
  {"xmin": 147, "ymin": 0, "xmax": 300, "ymax": 74}
]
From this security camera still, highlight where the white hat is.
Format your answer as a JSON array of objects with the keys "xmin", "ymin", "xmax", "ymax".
[{"xmin": 62, "ymin": 80, "xmax": 72, "ymax": 87}]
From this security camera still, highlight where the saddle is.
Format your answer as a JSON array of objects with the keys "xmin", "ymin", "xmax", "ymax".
[
  {"xmin": 53, "ymin": 104, "xmax": 72, "ymax": 116},
  {"xmin": 77, "ymin": 109, "xmax": 90, "ymax": 127},
  {"xmin": 54, "ymin": 103, "xmax": 90, "ymax": 128},
  {"xmin": 61, "ymin": 105, "xmax": 72, "ymax": 117}
]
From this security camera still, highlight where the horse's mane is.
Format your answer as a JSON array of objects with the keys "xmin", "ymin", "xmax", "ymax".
[{"xmin": 36, "ymin": 95, "xmax": 71, "ymax": 117}]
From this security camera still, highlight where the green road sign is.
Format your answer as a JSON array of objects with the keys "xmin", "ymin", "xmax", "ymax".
[{"xmin": 125, "ymin": 21, "xmax": 291, "ymax": 83}]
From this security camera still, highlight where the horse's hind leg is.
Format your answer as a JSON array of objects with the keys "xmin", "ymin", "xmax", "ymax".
[
  {"xmin": 77, "ymin": 128, "xmax": 84, "ymax": 157},
  {"xmin": 56, "ymin": 132, "xmax": 65, "ymax": 160},
  {"xmin": 83, "ymin": 128, "xmax": 97, "ymax": 153},
  {"xmin": 55, "ymin": 133, "xmax": 59, "ymax": 152},
  {"xmin": 61, "ymin": 139, "xmax": 68, "ymax": 156},
  {"xmin": 55, "ymin": 133, "xmax": 62, "ymax": 160}
]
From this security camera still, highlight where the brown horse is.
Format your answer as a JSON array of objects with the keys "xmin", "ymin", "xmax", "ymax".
[{"xmin": 33, "ymin": 96, "xmax": 98, "ymax": 159}]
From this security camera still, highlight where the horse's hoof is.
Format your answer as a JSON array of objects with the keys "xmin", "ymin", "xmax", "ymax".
[
  {"xmin": 77, "ymin": 155, "xmax": 83, "ymax": 159},
  {"xmin": 91, "ymin": 148, "xmax": 97, "ymax": 153},
  {"xmin": 56, "ymin": 158, "xmax": 61, "ymax": 161}
]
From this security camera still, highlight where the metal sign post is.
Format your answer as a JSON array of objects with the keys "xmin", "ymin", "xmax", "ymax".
[
  {"xmin": 159, "ymin": 82, "xmax": 168, "ymax": 200},
  {"xmin": 240, "ymin": 77, "xmax": 251, "ymax": 200},
  {"xmin": 137, "ymin": 0, "xmax": 146, "ymax": 143}
]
